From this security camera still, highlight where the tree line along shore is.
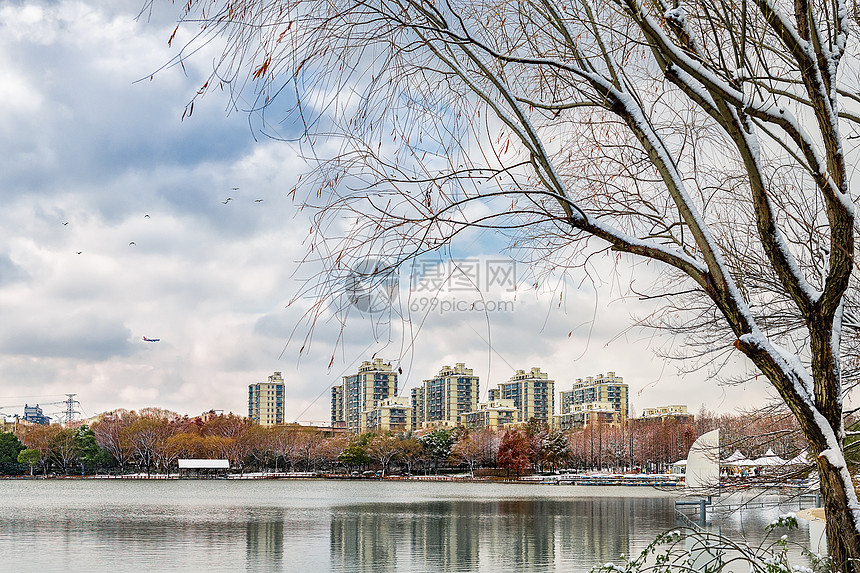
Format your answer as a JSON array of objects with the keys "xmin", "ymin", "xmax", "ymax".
[{"xmin": 0, "ymin": 405, "xmax": 829, "ymax": 480}]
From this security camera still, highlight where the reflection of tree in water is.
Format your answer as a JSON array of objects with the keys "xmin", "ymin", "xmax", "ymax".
[
  {"xmin": 245, "ymin": 519, "xmax": 284, "ymax": 571},
  {"xmin": 329, "ymin": 497, "xmax": 677, "ymax": 571}
]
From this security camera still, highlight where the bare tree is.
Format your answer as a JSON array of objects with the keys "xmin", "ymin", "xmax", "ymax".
[
  {"xmin": 295, "ymin": 428, "xmax": 326, "ymax": 471},
  {"xmin": 203, "ymin": 414, "xmax": 255, "ymax": 473},
  {"xmin": 396, "ymin": 437, "xmax": 424, "ymax": 475},
  {"xmin": 270, "ymin": 425, "xmax": 299, "ymax": 472},
  {"xmin": 316, "ymin": 433, "xmax": 350, "ymax": 473},
  {"xmin": 159, "ymin": 0, "xmax": 860, "ymax": 564},
  {"xmin": 163, "ymin": 431, "xmax": 202, "ymax": 474},
  {"xmin": 92, "ymin": 409, "xmax": 138, "ymax": 474},
  {"xmin": 450, "ymin": 430, "xmax": 486, "ymax": 476},
  {"xmin": 244, "ymin": 424, "xmax": 274, "ymax": 472},
  {"xmin": 126, "ymin": 416, "xmax": 171, "ymax": 476},
  {"xmin": 366, "ymin": 433, "xmax": 401, "ymax": 476}
]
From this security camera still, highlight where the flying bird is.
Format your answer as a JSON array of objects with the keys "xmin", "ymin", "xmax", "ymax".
[
  {"xmin": 142, "ymin": 337, "xmax": 160, "ymax": 342},
  {"xmin": 129, "ymin": 242, "xmax": 136, "ymax": 246},
  {"xmin": 232, "ymin": 187, "xmax": 239, "ymax": 190},
  {"xmin": 222, "ymin": 198, "xmax": 232, "ymax": 204},
  {"xmin": 62, "ymin": 221, "xmax": 69, "ymax": 226},
  {"xmin": 254, "ymin": 199, "xmax": 264, "ymax": 203},
  {"xmin": 75, "ymin": 251, "xmax": 82, "ymax": 255},
  {"xmin": 144, "ymin": 214, "xmax": 151, "ymax": 218}
]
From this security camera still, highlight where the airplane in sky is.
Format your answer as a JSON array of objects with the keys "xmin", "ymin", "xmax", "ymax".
[{"xmin": 142, "ymin": 337, "xmax": 160, "ymax": 342}]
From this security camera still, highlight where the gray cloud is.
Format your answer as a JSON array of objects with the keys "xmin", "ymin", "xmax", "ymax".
[{"xmin": 0, "ymin": 312, "xmax": 132, "ymax": 360}]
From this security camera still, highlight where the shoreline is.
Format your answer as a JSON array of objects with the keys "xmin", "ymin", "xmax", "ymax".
[
  {"xmin": 1, "ymin": 472, "xmax": 689, "ymax": 487},
  {"xmin": 2, "ymin": 473, "xmax": 815, "ymax": 495},
  {"xmin": 3, "ymin": 472, "xmax": 677, "ymax": 482}
]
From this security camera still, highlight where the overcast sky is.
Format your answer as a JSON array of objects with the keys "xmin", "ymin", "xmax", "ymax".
[{"xmin": 0, "ymin": 0, "xmax": 777, "ymax": 424}]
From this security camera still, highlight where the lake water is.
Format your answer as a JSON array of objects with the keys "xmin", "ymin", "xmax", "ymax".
[{"xmin": 0, "ymin": 479, "xmax": 815, "ymax": 572}]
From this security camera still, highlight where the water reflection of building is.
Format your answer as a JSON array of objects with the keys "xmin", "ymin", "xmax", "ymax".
[
  {"xmin": 408, "ymin": 502, "xmax": 478, "ymax": 571},
  {"xmin": 475, "ymin": 498, "xmax": 668, "ymax": 568},
  {"xmin": 327, "ymin": 496, "xmax": 678, "ymax": 571},
  {"xmin": 246, "ymin": 519, "xmax": 284, "ymax": 571},
  {"xmin": 485, "ymin": 500, "xmax": 556, "ymax": 568},
  {"xmin": 556, "ymin": 499, "xmax": 633, "ymax": 565},
  {"xmin": 330, "ymin": 509, "xmax": 398, "ymax": 571},
  {"xmin": 329, "ymin": 502, "xmax": 479, "ymax": 572}
]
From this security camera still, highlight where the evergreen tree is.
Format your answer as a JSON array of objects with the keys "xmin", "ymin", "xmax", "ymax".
[{"xmin": 0, "ymin": 432, "xmax": 25, "ymax": 475}]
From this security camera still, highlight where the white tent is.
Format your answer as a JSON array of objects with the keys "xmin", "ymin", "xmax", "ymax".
[
  {"xmin": 721, "ymin": 450, "xmax": 748, "ymax": 464},
  {"xmin": 753, "ymin": 449, "xmax": 787, "ymax": 466},
  {"xmin": 671, "ymin": 459, "xmax": 687, "ymax": 475}
]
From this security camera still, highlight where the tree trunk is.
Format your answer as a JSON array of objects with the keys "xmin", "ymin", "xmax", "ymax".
[{"xmin": 818, "ymin": 458, "xmax": 860, "ymax": 572}]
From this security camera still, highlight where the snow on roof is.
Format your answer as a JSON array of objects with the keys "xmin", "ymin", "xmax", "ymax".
[
  {"xmin": 722, "ymin": 450, "xmax": 747, "ymax": 463},
  {"xmin": 178, "ymin": 459, "xmax": 230, "ymax": 469},
  {"xmin": 786, "ymin": 450, "xmax": 811, "ymax": 465},
  {"xmin": 753, "ymin": 450, "xmax": 787, "ymax": 466}
]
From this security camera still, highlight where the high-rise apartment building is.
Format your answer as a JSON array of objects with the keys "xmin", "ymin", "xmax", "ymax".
[
  {"xmin": 641, "ymin": 404, "xmax": 688, "ymax": 417},
  {"xmin": 411, "ymin": 363, "xmax": 479, "ymax": 429},
  {"xmin": 361, "ymin": 396, "xmax": 412, "ymax": 433},
  {"xmin": 555, "ymin": 401, "xmax": 620, "ymax": 431},
  {"xmin": 248, "ymin": 372, "xmax": 285, "ymax": 426},
  {"xmin": 640, "ymin": 404, "xmax": 693, "ymax": 423},
  {"xmin": 460, "ymin": 399, "xmax": 519, "ymax": 430},
  {"xmin": 410, "ymin": 385, "xmax": 425, "ymax": 430},
  {"xmin": 331, "ymin": 358, "xmax": 398, "ymax": 433},
  {"xmin": 559, "ymin": 371, "xmax": 628, "ymax": 422},
  {"xmin": 331, "ymin": 385, "xmax": 346, "ymax": 429},
  {"xmin": 488, "ymin": 367, "xmax": 554, "ymax": 424}
]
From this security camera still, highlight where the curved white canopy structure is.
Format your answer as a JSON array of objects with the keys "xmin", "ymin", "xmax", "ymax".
[{"xmin": 686, "ymin": 429, "xmax": 719, "ymax": 490}]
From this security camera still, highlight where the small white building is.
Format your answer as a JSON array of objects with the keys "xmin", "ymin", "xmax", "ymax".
[{"xmin": 178, "ymin": 459, "xmax": 230, "ymax": 476}]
